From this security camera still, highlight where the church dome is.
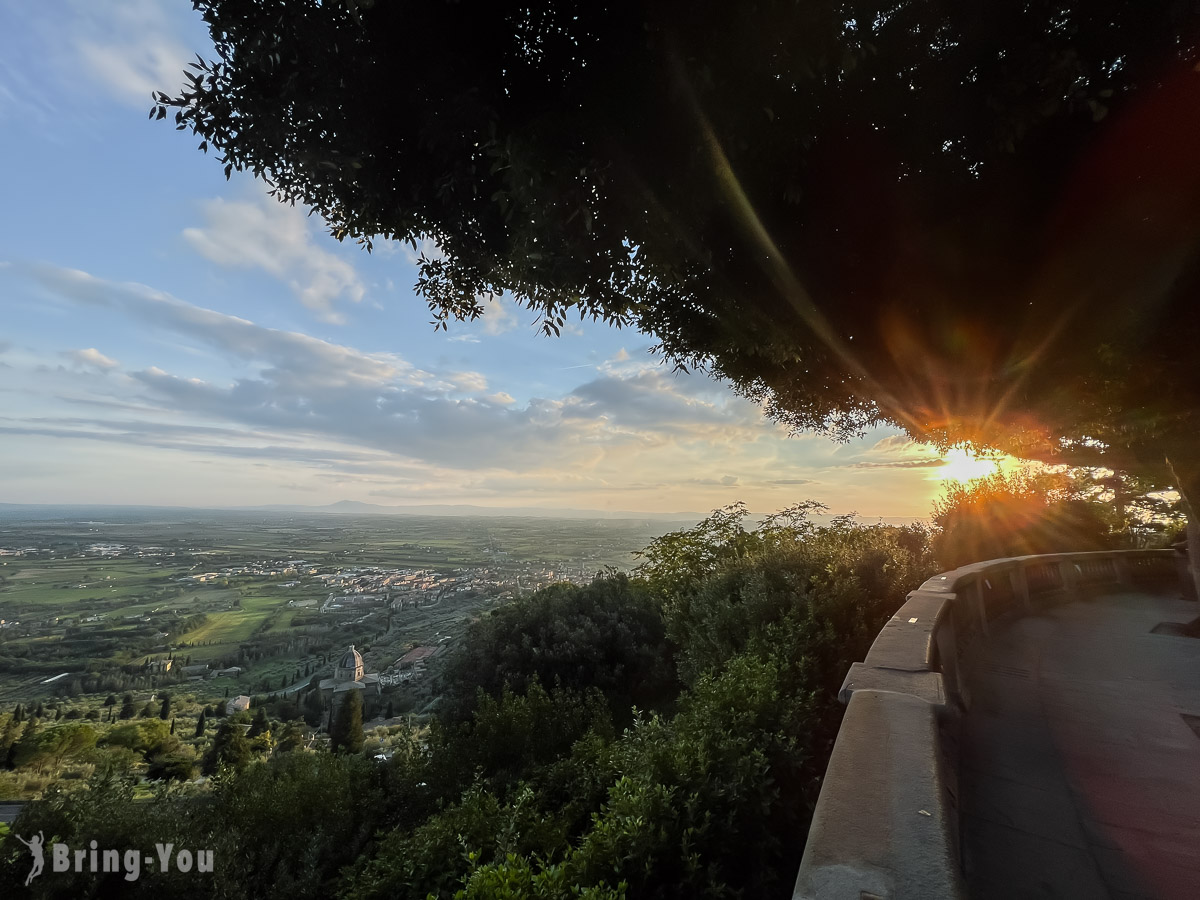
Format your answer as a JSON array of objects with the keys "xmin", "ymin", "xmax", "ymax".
[{"xmin": 334, "ymin": 645, "xmax": 365, "ymax": 682}]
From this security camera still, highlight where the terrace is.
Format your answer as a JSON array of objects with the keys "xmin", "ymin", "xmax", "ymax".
[{"xmin": 794, "ymin": 550, "xmax": 1200, "ymax": 899}]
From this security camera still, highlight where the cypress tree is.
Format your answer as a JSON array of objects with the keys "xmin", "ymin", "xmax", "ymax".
[
  {"xmin": 202, "ymin": 721, "xmax": 251, "ymax": 775},
  {"xmin": 195, "ymin": 710, "xmax": 207, "ymax": 737},
  {"xmin": 247, "ymin": 708, "xmax": 270, "ymax": 738},
  {"xmin": 329, "ymin": 691, "xmax": 364, "ymax": 754}
]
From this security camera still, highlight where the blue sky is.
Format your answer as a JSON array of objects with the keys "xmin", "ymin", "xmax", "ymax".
[{"xmin": 0, "ymin": 0, "xmax": 965, "ymax": 518}]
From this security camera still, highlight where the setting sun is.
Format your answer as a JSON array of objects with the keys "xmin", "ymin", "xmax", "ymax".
[{"xmin": 937, "ymin": 447, "xmax": 1001, "ymax": 483}]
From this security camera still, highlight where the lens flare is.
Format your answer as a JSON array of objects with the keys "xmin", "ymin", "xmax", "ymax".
[{"xmin": 938, "ymin": 448, "xmax": 1000, "ymax": 483}]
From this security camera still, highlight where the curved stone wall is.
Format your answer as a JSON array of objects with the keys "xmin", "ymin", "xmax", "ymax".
[{"xmin": 792, "ymin": 549, "xmax": 1182, "ymax": 900}]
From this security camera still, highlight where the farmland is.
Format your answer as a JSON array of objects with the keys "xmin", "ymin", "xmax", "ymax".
[{"xmin": 0, "ymin": 507, "xmax": 682, "ymax": 708}]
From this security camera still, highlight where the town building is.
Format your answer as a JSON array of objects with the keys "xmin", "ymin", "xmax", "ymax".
[
  {"xmin": 319, "ymin": 645, "xmax": 381, "ymax": 705},
  {"xmin": 226, "ymin": 695, "xmax": 251, "ymax": 715}
]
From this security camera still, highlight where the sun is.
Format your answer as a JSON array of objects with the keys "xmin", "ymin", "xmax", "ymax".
[{"xmin": 937, "ymin": 447, "xmax": 1000, "ymax": 483}]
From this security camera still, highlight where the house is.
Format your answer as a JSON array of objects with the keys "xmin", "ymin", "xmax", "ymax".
[{"xmin": 226, "ymin": 695, "xmax": 251, "ymax": 715}]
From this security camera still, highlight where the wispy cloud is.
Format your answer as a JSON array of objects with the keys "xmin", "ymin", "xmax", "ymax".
[
  {"xmin": 6, "ymin": 263, "xmax": 943, "ymax": 514},
  {"xmin": 17, "ymin": 265, "xmax": 736, "ymax": 472},
  {"xmin": 182, "ymin": 194, "xmax": 366, "ymax": 323},
  {"xmin": 70, "ymin": 0, "xmax": 195, "ymax": 106},
  {"xmin": 850, "ymin": 458, "xmax": 946, "ymax": 470},
  {"xmin": 64, "ymin": 348, "xmax": 119, "ymax": 370}
]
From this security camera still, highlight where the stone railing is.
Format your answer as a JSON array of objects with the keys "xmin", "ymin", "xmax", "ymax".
[{"xmin": 791, "ymin": 549, "xmax": 1182, "ymax": 900}]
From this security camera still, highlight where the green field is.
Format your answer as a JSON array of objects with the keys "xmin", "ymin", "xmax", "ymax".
[{"xmin": 0, "ymin": 508, "xmax": 681, "ymax": 704}]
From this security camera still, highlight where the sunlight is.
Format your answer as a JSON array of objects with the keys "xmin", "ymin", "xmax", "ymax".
[{"xmin": 937, "ymin": 447, "xmax": 1001, "ymax": 483}]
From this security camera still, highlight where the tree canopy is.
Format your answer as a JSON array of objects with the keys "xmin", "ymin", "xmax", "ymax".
[{"xmin": 159, "ymin": 3, "xmax": 1200, "ymax": 504}]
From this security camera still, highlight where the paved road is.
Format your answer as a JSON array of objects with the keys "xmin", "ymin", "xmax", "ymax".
[{"xmin": 960, "ymin": 590, "xmax": 1200, "ymax": 899}]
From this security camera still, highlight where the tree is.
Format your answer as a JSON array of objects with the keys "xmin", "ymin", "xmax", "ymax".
[
  {"xmin": 195, "ymin": 710, "xmax": 207, "ymax": 738},
  {"xmin": 24, "ymin": 723, "xmax": 98, "ymax": 771},
  {"xmin": 275, "ymin": 721, "xmax": 306, "ymax": 754},
  {"xmin": 160, "ymin": 3, "xmax": 1200, "ymax": 587},
  {"xmin": 930, "ymin": 469, "xmax": 1118, "ymax": 570},
  {"xmin": 103, "ymin": 694, "xmax": 116, "ymax": 708},
  {"xmin": 443, "ymin": 573, "xmax": 676, "ymax": 724},
  {"xmin": 118, "ymin": 693, "xmax": 136, "ymax": 720},
  {"xmin": 160, "ymin": 694, "xmax": 172, "ymax": 720},
  {"xmin": 203, "ymin": 721, "xmax": 252, "ymax": 775},
  {"xmin": 330, "ymin": 691, "xmax": 364, "ymax": 755},
  {"xmin": 0, "ymin": 716, "xmax": 22, "ymax": 768},
  {"xmin": 247, "ymin": 708, "xmax": 270, "ymax": 739},
  {"xmin": 147, "ymin": 752, "xmax": 195, "ymax": 782}
]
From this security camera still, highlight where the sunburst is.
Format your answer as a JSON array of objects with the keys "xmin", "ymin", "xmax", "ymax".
[{"xmin": 937, "ymin": 447, "xmax": 1000, "ymax": 483}]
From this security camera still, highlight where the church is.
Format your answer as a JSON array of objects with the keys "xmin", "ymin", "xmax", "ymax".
[{"xmin": 318, "ymin": 645, "xmax": 381, "ymax": 705}]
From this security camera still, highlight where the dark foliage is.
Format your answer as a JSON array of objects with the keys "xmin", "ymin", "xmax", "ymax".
[{"xmin": 442, "ymin": 573, "xmax": 678, "ymax": 724}]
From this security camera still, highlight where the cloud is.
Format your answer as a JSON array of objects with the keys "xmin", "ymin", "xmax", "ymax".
[
  {"xmin": 568, "ymin": 369, "xmax": 767, "ymax": 437},
  {"xmin": 16, "ymin": 264, "xmax": 609, "ymax": 469},
  {"xmin": 480, "ymin": 295, "xmax": 519, "ymax": 335},
  {"xmin": 688, "ymin": 475, "xmax": 740, "ymax": 486},
  {"xmin": 850, "ymin": 458, "xmax": 946, "ymax": 469},
  {"xmin": 445, "ymin": 371, "xmax": 488, "ymax": 393},
  {"xmin": 70, "ymin": 0, "xmax": 195, "ymax": 106},
  {"xmin": 25, "ymin": 263, "xmax": 406, "ymax": 387},
  {"xmin": 10, "ymin": 264, "xmax": 892, "ymax": 511},
  {"xmin": 182, "ymin": 194, "xmax": 365, "ymax": 322},
  {"xmin": 871, "ymin": 434, "xmax": 916, "ymax": 453},
  {"xmin": 65, "ymin": 348, "xmax": 119, "ymax": 370}
]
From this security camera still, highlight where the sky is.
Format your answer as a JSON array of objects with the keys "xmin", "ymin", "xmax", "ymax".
[{"xmin": 0, "ymin": 1, "xmax": 994, "ymax": 519}]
